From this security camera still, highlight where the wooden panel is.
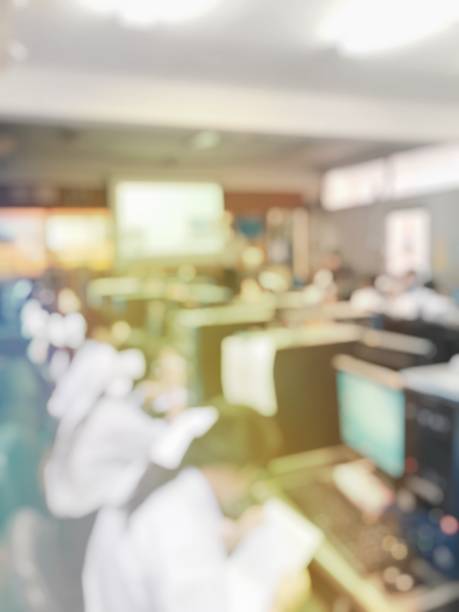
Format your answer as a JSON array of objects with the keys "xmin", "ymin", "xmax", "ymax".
[
  {"xmin": 0, "ymin": 185, "xmax": 106, "ymax": 208},
  {"xmin": 0, "ymin": 185, "xmax": 304, "ymax": 213},
  {"xmin": 225, "ymin": 192, "xmax": 304, "ymax": 214}
]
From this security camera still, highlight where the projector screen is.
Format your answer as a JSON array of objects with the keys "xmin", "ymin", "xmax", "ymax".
[{"xmin": 112, "ymin": 181, "xmax": 225, "ymax": 265}]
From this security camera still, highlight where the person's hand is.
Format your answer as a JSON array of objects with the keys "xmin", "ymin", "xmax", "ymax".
[
  {"xmin": 271, "ymin": 569, "xmax": 311, "ymax": 612},
  {"xmin": 136, "ymin": 380, "xmax": 161, "ymax": 401},
  {"xmin": 221, "ymin": 506, "xmax": 265, "ymax": 553},
  {"xmin": 237, "ymin": 505, "xmax": 264, "ymax": 539}
]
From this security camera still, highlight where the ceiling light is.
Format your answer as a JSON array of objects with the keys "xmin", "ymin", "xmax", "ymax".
[
  {"xmin": 77, "ymin": 0, "xmax": 118, "ymax": 16},
  {"xmin": 190, "ymin": 130, "xmax": 222, "ymax": 151},
  {"xmin": 320, "ymin": 0, "xmax": 459, "ymax": 56},
  {"xmin": 78, "ymin": 0, "xmax": 219, "ymax": 28}
]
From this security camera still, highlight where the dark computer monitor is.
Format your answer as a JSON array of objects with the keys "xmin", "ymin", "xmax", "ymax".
[
  {"xmin": 172, "ymin": 305, "xmax": 275, "ymax": 403},
  {"xmin": 334, "ymin": 356, "xmax": 406, "ymax": 479},
  {"xmin": 380, "ymin": 316, "xmax": 452, "ymax": 363},
  {"xmin": 353, "ymin": 329, "xmax": 436, "ymax": 371},
  {"xmin": 222, "ymin": 326, "xmax": 360, "ymax": 455}
]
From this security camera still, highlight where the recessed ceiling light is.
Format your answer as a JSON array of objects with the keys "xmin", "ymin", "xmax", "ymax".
[
  {"xmin": 190, "ymin": 130, "xmax": 222, "ymax": 151},
  {"xmin": 320, "ymin": 0, "xmax": 459, "ymax": 56},
  {"xmin": 78, "ymin": 0, "xmax": 219, "ymax": 28}
]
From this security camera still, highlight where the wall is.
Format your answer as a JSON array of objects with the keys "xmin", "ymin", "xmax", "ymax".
[
  {"xmin": 0, "ymin": 155, "xmax": 319, "ymax": 202},
  {"xmin": 309, "ymin": 190, "xmax": 459, "ymax": 290},
  {"xmin": 0, "ymin": 185, "xmax": 305, "ymax": 213}
]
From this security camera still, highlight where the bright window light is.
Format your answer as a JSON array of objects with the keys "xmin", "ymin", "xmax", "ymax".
[
  {"xmin": 321, "ymin": 159, "xmax": 388, "ymax": 210},
  {"xmin": 321, "ymin": 143, "xmax": 459, "ymax": 210},
  {"xmin": 390, "ymin": 145, "xmax": 459, "ymax": 199},
  {"xmin": 320, "ymin": 0, "xmax": 459, "ymax": 56},
  {"xmin": 78, "ymin": 0, "xmax": 219, "ymax": 27}
]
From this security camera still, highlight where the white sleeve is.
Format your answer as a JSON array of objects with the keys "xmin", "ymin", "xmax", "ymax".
[
  {"xmin": 160, "ymin": 569, "xmax": 229, "ymax": 612},
  {"xmin": 129, "ymin": 471, "xmax": 230, "ymax": 612},
  {"xmin": 227, "ymin": 500, "xmax": 322, "ymax": 612},
  {"xmin": 45, "ymin": 399, "xmax": 166, "ymax": 517}
]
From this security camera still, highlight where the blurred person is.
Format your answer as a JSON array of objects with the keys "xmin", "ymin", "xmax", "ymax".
[
  {"xmin": 313, "ymin": 268, "xmax": 337, "ymax": 302},
  {"xmin": 139, "ymin": 347, "xmax": 189, "ymax": 419},
  {"xmin": 385, "ymin": 270, "xmax": 459, "ymax": 323},
  {"xmin": 350, "ymin": 274, "xmax": 385, "ymax": 313},
  {"xmin": 44, "ymin": 346, "xmax": 148, "ymax": 517},
  {"xmin": 419, "ymin": 279, "xmax": 459, "ymax": 324},
  {"xmin": 57, "ymin": 287, "xmax": 82, "ymax": 315},
  {"xmin": 258, "ymin": 265, "xmax": 292, "ymax": 294},
  {"xmin": 401, "ymin": 269, "xmax": 420, "ymax": 293},
  {"xmin": 44, "ymin": 335, "xmax": 211, "ymax": 519},
  {"xmin": 320, "ymin": 250, "xmax": 356, "ymax": 301},
  {"xmin": 239, "ymin": 277, "xmax": 266, "ymax": 303},
  {"xmin": 375, "ymin": 273, "xmax": 400, "ymax": 299},
  {"xmin": 44, "ymin": 339, "xmax": 216, "ymax": 611},
  {"xmin": 301, "ymin": 268, "xmax": 337, "ymax": 306},
  {"xmin": 384, "ymin": 270, "xmax": 423, "ymax": 320},
  {"xmin": 83, "ymin": 404, "xmax": 309, "ymax": 612}
]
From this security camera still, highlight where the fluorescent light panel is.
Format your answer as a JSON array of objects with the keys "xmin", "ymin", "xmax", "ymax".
[
  {"xmin": 322, "ymin": 144, "xmax": 459, "ymax": 210},
  {"xmin": 320, "ymin": 0, "xmax": 459, "ymax": 56}
]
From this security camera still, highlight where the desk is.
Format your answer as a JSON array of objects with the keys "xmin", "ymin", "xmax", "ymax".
[
  {"xmin": 88, "ymin": 277, "xmax": 233, "ymax": 307},
  {"xmin": 259, "ymin": 447, "xmax": 459, "ymax": 612}
]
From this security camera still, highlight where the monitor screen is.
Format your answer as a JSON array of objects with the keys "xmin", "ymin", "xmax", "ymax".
[
  {"xmin": 113, "ymin": 181, "xmax": 225, "ymax": 265},
  {"xmin": 46, "ymin": 209, "xmax": 113, "ymax": 271},
  {"xmin": 337, "ymin": 370, "xmax": 405, "ymax": 478}
]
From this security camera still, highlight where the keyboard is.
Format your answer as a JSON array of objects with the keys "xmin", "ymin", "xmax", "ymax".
[{"xmin": 286, "ymin": 480, "xmax": 409, "ymax": 576}]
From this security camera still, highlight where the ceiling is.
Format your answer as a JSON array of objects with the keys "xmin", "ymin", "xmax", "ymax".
[
  {"xmin": 11, "ymin": 0, "xmax": 459, "ymax": 103},
  {"xmin": 0, "ymin": 0, "xmax": 457, "ymax": 188},
  {"xmin": 0, "ymin": 121, "xmax": 414, "ymax": 171}
]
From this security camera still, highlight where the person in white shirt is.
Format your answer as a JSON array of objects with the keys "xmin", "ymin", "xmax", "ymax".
[
  {"xmin": 350, "ymin": 275, "xmax": 385, "ymax": 313},
  {"xmin": 83, "ymin": 405, "xmax": 308, "ymax": 612},
  {"xmin": 385, "ymin": 272, "xmax": 459, "ymax": 324}
]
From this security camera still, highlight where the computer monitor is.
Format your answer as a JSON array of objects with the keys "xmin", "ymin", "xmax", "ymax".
[
  {"xmin": 354, "ymin": 329, "xmax": 436, "ymax": 371},
  {"xmin": 0, "ymin": 208, "xmax": 47, "ymax": 278},
  {"xmin": 380, "ymin": 315, "xmax": 451, "ymax": 363},
  {"xmin": 335, "ymin": 356, "xmax": 406, "ymax": 479},
  {"xmin": 222, "ymin": 326, "xmax": 360, "ymax": 455},
  {"xmin": 45, "ymin": 209, "xmax": 113, "ymax": 271}
]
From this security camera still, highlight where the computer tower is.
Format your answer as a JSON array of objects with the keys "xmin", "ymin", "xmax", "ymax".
[
  {"xmin": 407, "ymin": 389, "xmax": 458, "ymax": 510},
  {"xmin": 400, "ymin": 363, "xmax": 459, "ymax": 578}
]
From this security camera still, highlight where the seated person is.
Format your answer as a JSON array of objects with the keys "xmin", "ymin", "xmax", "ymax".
[
  {"xmin": 320, "ymin": 250, "xmax": 356, "ymax": 301},
  {"xmin": 386, "ymin": 271, "xmax": 458, "ymax": 323},
  {"xmin": 139, "ymin": 347, "xmax": 189, "ymax": 419},
  {"xmin": 350, "ymin": 274, "xmax": 385, "ymax": 313},
  {"xmin": 83, "ymin": 405, "xmax": 309, "ymax": 612}
]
